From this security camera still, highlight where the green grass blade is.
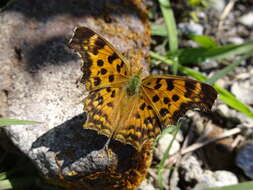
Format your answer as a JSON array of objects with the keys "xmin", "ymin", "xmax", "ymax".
[
  {"xmin": 206, "ymin": 53, "xmax": 252, "ymax": 85},
  {"xmin": 172, "ymin": 42, "xmax": 253, "ymax": 65},
  {"xmin": 206, "ymin": 181, "xmax": 253, "ymax": 190},
  {"xmin": 0, "ymin": 118, "xmax": 42, "ymax": 126},
  {"xmin": 158, "ymin": 0, "xmax": 179, "ymax": 75},
  {"xmin": 158, "ymin": 0, "xmax": 178, "ymax": 52},
  {"xmin": 150, "ymin": 52, "xmax": 253, "ymax": 119},
  {"xmin": 215, "ymin": 85, "xmax": 253, "ymax": 118},
  {"xmin": 189, "ymin": 35, "xmax": 217, "ymax": 48},
  {"xmin": 0, "ymin": 179, "xmax": 12, "ymax": 190},
  {"xmin": 0, "ymin": 173, "xmax": 7, "ymax": 181},
  {"xmin": 151, "ymin": 24, "xmax": 167, "ymax": 37}
]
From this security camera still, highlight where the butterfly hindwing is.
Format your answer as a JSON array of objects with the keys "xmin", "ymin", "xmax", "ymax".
[
  {"xmin": 68, "ymin": 27, "xmax": 129, "ymax": 90},
  {"xmin": 113, "ymin": 95, "xmax": 161, "ymax": 151},
  {"xmin": 141, "ymin": 75, "xmax": 217, "ymax": 126}
]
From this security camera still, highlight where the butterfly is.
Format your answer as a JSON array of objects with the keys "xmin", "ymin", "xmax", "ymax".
[{"xmin": 68, "ymin": 26, "xmax": 217, "ymax": 151}]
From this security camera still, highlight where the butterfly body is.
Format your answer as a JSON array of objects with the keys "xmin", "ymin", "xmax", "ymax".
[
  {"xmin": 125, "ymin": 74, "xmax": 141, "ymax": 96},
  {"xmin": 69, "ymin": 27, "xmax": 217, "ymax": 151}
]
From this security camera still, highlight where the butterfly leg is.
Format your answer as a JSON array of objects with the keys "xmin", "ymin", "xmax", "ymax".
[
  {"xmin": 103, "ymin": 137, "xmax": 114, "ymax": 161},
  {"xmin": 55, "ymin": 154, "xmax": 64, "ymax": 180}
]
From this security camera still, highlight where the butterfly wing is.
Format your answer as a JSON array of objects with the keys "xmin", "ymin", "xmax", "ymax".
[
  {"xmin": 112, "ymin": 94, "xmax": 161, "ymax": 151},
  {"xmin": 69, "ymin": 27, "xmax": 132, "ymax": 140},
  {"xmin": 68, "ymin": 26, "xmax": 129, "ymax": 90},
  {"xmin": 84, "ymin": 87, "xmax": 123, "ymax": 138},
  {"xmin": 141, "ymin": 75, "xmax": 217, "ymax": 126}
]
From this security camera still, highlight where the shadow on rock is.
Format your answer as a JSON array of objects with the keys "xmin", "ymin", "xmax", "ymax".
[
  {"xmin": 32, "ymin": 113, "xmax": 108, "ymax": 170},
  {"xmin": 6, "ymin": 0, "xmax": 145, "ymax": 22},
  {"xmin": 23, "ymin": 35, "xmax": 77, "ymax": 75}
]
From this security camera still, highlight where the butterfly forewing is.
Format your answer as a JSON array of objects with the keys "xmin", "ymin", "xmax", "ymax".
[
  {"xmin": 141, "ymin": 75, "xmax": 217, "ymax": 126},
  {"xmin": 68, "ymin": 27, "xmax": 129, "ymax": 91}
]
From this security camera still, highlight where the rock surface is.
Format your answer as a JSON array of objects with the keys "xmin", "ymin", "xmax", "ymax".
[
  {"xmin": 180, "ymin": 155, "xmax": 238, "ymax": 189},
  {"xmin": 154, "ymin": 133, "xmax": 180, "ymax": 160},
  {"xmin": 0, "ymin": 0, "xmax": 151, "ymax": 189}
]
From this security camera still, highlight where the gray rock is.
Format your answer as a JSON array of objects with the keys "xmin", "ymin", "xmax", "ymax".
[
  {"xmin": 231, "ymin": 80, "xmax": 253, "ymax": 105},
  {"xmin": 154, "ymin": 133, "xmax": 181, "ymax": 160},
  {"xmin": 239, "ymin": 12, "xmax": 253, "ymax": 27},
  {"xmin": 216, "ymin": 104, "xmax": 233, "ymax": 118},
  {"xmin": 209, "ymin": 0, "xmax": 226, "ymax": 13},
  {"xmin": 236, "ymin": 143, "xmax": 253, "ymax": 179},
  {"xmin": 200, "ymin": 60, "xmax": 219, "ymax": 70},
  {"xmin": 227, "ymin": 37, "xmax": 244, "ymax": 44},
  {"xmin": 193, "ymin": 171, "xmax": 238, "ymax": 189},
  {"xmin": 180, "ymin": 155, "xmax": 238, "ymax": 189},
  {"xmin": 180, "ymin": 155, "xmax": 203, "ymax": 182},
  {"xmin": 138, "ymin": 179, "xmax": 156, "ymax": 190},
  {"xmin": 178, "ymin": 22, "xmax": 204, "ymax": 35},
  {"xmin": 216, "ymin": 104, "xmax": 253, "ymax": 127}
]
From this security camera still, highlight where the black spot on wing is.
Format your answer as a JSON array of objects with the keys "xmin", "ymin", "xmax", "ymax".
[
  {"xmin": 107, "ymin": 102, "xmax": 113, "ymax": 107},
  {"xmin": 106, "ymin": 87, "xmax": 111, "ymax": 92},
  {"xmin": 94, "ymin": 77, "xmax": 101, "ymax": 86},
  {"xmin": 154, "ymin": 83, "xmax": 162, "ymax": 89},
  {"xmin": 152, "ymin": 95, "xmax": 160, "ymax": 103},
  {"xmin": 97, "ymin": 59, "xmax": 104, "ymax": 67},
  {"xmin": 144, "ymin": 117, "xmax": 152, "ymax": 125},
  {"xmin": 163, "ymin": 97, "xmax": 170, "ymax": 104},
  {"xmin": 109, "ymin": 75, "xmax": 114, "ymax": 82},
  {"xmin": 96, "ymin": 95, "xmax": 104, "ymax": 104},
  {"xmin": 108, "ymin": 53, "xmax": 118, "ymax": 64},
  {"xmin": 95, "ymin": 38, "xmax": 106, "ymax": 49},
  {"xmin": 90, "ymin": 47, "xmax": 99, "ymax": 55},
  {"xmin": 111, "ymin": 90, "xmax": 116, "ymax": 98},
  {"xmin": 159, "ymin": 108, "xmax": 169, "ymax": 117},
  {"xmin": 116, "ymin": 64, "xmax": 121, "ymax": 73},
  {"xmin": 100, "ymin": 68, "xmax": 107, "ymax": 75},
  {"xmin": 172, "ymin": 94, "xmax": 180, "ymax": 102},
  {"xmin": 147, "ymin": 105, "xmax": 153, "ymax": 110},
  {"xmin": 139, "ymin": 103, "xmax": 146, "ymax": 110},
  {"xmin": 166, "ymin": 79, "xmax": 174, "ymax": 91},
  {"xmin": 184, "ymin": 81, "xmax": 196, "ymax": 98}
]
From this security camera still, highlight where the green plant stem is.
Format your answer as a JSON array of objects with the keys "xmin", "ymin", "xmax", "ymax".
[
  {"xmin": 157, "ymin": 124, "xmax": 180, "ymax": 190},
  {"xmin": 158, "ymin": 0, "xmax": 179, "ymax": 75}
]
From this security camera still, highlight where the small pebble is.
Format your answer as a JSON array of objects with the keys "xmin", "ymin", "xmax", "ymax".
[
  {"xmin": 155, "ymin": 133, "xmax": 180, "ymax": 160},
  {"xmin": 239, "ymin": 12, "xmax": 253, "ymax": 27},
  {"xmin": 209, "ymin": 0, "xmax": 226, "ymax": 12},
  {"xmin": 178, "ymin": 22, "xmax": 204, "ymax": 35},
  {"xmin": 236, "ymin": 143, "xmax": 253, "ymax": 179}
]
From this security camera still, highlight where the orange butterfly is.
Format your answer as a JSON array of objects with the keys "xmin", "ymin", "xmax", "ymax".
[{"xmin": 68, "ymin": 27, "xmax": 217, "ymax": 151}]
